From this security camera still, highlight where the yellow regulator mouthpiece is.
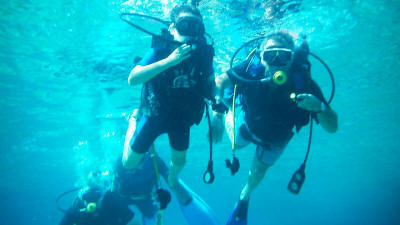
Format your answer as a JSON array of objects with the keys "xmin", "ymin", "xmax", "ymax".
[
  {"xmin": 86, "ymin": 202, "xmax": 97, "ymax": 213},
  {"xmin": 273, "ymin": 71, "xmax": 287, "ymax": 85}
]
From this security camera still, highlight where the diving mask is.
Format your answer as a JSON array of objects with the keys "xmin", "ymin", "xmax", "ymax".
[
  {"xmin": 262, "ymin": 48, "xmax": 293, "ymax": 67},
  {"xmin": 175, "ymin": 16, "xmax": 205, "ymax": 37}
]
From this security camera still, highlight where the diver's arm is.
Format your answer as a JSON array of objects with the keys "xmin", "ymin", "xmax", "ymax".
[
  {"xmin": 128, "ymin": 44, "xmax": 193, "ymax": 86},
  {"xmin": 209, "ymin": 110, "xmax": 224, "ymax": 143},
  {"xmin": 215, "ymin": 72, "xmax": 233, "ymax": 96},
  {"xmin": 208, "ymin": 73, "xmax": 233, "ymax": 142},
  {"xmin": 59, "ymin": 206, "xmax": 78, "ymax": 225},
  {"xmin": 316, "ymin": 107, "xmax": 338, "ymax": 133},
  {"xmin": 296, "ymin": 93, "xmax": 338, "ymax": 133}
]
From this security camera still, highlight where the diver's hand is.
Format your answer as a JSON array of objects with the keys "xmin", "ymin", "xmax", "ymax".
[
  {"xmin": 296, "ymin": 93, "xmax": 325, "ymax": 112},
  {"xmin": 166, "ymin": 44, "xmax": 192, "ymax": 67},
  {"xmin": 208, "ymin": 114, "xmax": 224, "ymax": 143},
  {"xmin": 154, "ymin": 188, "xmax": 171, "ymax": 210}
]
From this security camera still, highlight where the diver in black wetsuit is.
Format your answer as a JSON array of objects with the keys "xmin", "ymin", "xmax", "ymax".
[
  {"xmin": 122, "ymin": 4, "xmax": 218, "ymax": 206},
  {"xmin": 213, "ymin": 31, "xmax": 338, "ymax": 224},
  {"xmin": 59, "ymin": 171, "xmax": 135, "ymax": 225}
]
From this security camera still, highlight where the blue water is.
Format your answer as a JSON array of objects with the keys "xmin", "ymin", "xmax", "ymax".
[{"xmin": 1, "ymin": 0, "xmax": 400, "ymax": 224}]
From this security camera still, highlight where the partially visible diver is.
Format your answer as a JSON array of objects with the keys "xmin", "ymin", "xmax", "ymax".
[
  {"xmin": 182, "ymin": 0, "xmax": 203, "ymax": 7},
  {"xmin": 59, "ymin": 171, "xmax": 137, "ymax": 225},
  {"xmin": 263, "ymin": 0, "xmax": 302, "ymax": 20},
  {"xmin": 212, "ymin": 31, "xmax": 338, "ymax": 225},
  {"xmin": 59, "ymin": 140, "xmax": 220, "ymax": 225},
  {"xmin": 115, "ymin": 108, "xmax": 221, "ymax": 225},
  {"xmin": 122, "ymin": 4, "xmax": 220, "ymax": 206},
  {"xmin": 226, "ymin": 0, "xmax": 302, "ymax": 21}
]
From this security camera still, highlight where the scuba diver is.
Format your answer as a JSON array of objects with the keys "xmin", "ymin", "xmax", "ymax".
[
  {"xmin": 114, "ymin": 136, "xmax": 170, "ymax": 225},
  {"xmin": 59, "ymin": 171, "xmax": 136, "ymax": 225},
  {"xmin": 212, "ymin": 31, "xmax": 338, "ymax": 224},
  {"xmin": 264, "ymin": 0, "xmax": 302, "ymax": 20},
  {"xmin": 116, "ymin": 108, "xmax": 221, "ymax": 225},
  {"xmin": 58, "ymin": 109, "xmax": 221, "ymax": 225},
  {"xmin": 225, "ymin": 0, "xmax": 302, "ymax": 21},
  {"xmin": 122, "ymin": 3, "xmax": 218, "ymax": 206}
]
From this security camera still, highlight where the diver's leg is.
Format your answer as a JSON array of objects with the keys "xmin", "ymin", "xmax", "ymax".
[
  {"xmin": 225, "ymin": 109, "xmax": 250, "ymax": 149},
  {"xmin": 240, "ymin": 154, "xmax": 270, "ymax": 201},
  {"xmin": 177, "ymin": 180, "xmax": 221, "ymax": 225},
  {"xmin": 122, "ymin": 111, "xmax": 141, "ymax": 169},
  {"xmin": 126, "ymin": 217, "xmax": 141, "ymax": 225},
  {"xmin": 122, "ymin": 115, "xmax": 161, "ymax": 169},
  {"xmin": 142, "ymin": 215, "xmax": 157, "ymax": 225},
  {"xmin": 123, "ymin": 149, "xmax": 145, "ymax": 169},
  {"xmin": 239, "ymin": 143, "xmax": 286, "ymax": 201},
  {"xmin": 167, "ymin": 125, "xmax": 192, "ymax": 204},
  {"xmin": 226, "ymin": 154, "xmax": 269, "ymax": 224},
  {"xmin": 136, "ymin": 197, "xmax": 159, "ymax": 225},
  {"xmin": 169, "ymin": 149, "xmax": 187, "ymax": 189},
  {"xmin": 170, "ymin": 150, "xmax": 196, "ymax": 207},
  {"xmin": 226, "ymin": 155, "xmax": 266, "ymax": 224}
]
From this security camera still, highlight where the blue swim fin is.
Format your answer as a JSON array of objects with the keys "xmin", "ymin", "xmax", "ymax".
[
  {"xmin": 226, "ymin": 200, "xmax": 249, "ymax": 225},
  {"xmin": 178, "ymin": 181, "xmax": 221, "ymax": 225}
]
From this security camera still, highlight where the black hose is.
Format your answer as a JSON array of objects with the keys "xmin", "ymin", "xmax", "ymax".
[
  {"xmin": 203, "ymin": 103, "xmax": 215, "ymax": 184},
  {"xmin": 120, "ymin": 12, "xmax": 170, "ymax": 35},
  {"xmin": 120, "ymin": 12, "xmax": 214, "ymax": 46},
  {"xmin": 308, "ymin": 52, "xmax": 335, "ymax": 104},
  {"xmin": 56, "ymin": 187, "xmax": 81, "ymax": 212},
  {"xmin": 304, "ymin": 117, "xmax": 313, "ymax": 165}
]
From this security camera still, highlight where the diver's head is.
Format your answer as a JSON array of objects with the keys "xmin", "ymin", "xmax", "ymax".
[
  {"xmin": 260, "ymin": 31, "xmax": 295, "ymax": 75},
  {"xmin": 80, "ymin": 187, "xmax": 104, "ymax": 214},
  {"xmin": 86, "ymin": 170, "xmax": 111, "ymax": 190},
  {"xmin": 80, "ymin": 170, "xmax": 110, "ymax": 214},
  {"xmin": 169, "ymin": 5, "xmax": 205, "ymax": 43}
]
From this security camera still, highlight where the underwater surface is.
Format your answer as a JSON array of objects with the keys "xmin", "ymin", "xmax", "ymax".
[{"xmin": 1, "ymin": 0, "xmax": 400, "ymax": 224}]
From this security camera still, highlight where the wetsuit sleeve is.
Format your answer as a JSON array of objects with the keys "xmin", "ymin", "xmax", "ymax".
[
  {"xmin": 59, "ymin": 198, "xmax": 83, "ymax": 225},
  {"xmin": 136, "ymin": 49, "xmax": 157, "ymax": 66},
  {"xmin": 102, "ymin": 191, "xmax": 134, "ymax": 225},
  {"xmin": 59, "ymin": 209, "xmax": 75, "ymax": 225},
  {"xmin": 203, "ymin": 66, "xmax": 216, "ymax": 101}
]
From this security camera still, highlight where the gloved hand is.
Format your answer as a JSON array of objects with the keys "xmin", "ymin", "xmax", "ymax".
[
  {"xmin": 155, "ymin": 188, "xmax": 171, "ymax": 210},
  {"xmin": 296, "ymin": 93, "xmax": 326, "ymax": 112}
]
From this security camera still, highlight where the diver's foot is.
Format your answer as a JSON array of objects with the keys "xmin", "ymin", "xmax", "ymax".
[
  {"xmin": 226, "ymin": 199, "xmax": 249, "ymax": 225},
  {"xmin": 171, "ymin": 180, "xmax": 193, "ymax": 205},
  {"xmin": 234, "ymin": 199, "xmax": 249, "ymax": 221},
  {"xmin": 168, "ymin": 174, "xmax": 179, "ymax": 189}
]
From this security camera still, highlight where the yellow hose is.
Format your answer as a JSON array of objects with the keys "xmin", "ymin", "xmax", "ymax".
[
  {"xmin": 232, "ymin": 84, "xmax": 237, "ymax": 150},
  {"xmin": 151, "ymin": 145, "xmax": 164, "ymax": 225}
]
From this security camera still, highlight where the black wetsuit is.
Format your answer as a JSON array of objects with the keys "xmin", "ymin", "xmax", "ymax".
[
  {"xmin": 114, "ymin": 154, "xmax": 168, "ymax": 218},
  {"xmin": 59, "ymin": 190, "xmax": 133, "ymax": 225},
  {"xmin": 130, "ymin": 40, "xmax": 215, "ymax": 153},
  {"xmin": 227, "ymin": 55, "xmax": 327, "ymax": 146}
]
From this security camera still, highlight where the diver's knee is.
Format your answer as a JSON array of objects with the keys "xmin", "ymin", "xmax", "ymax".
[
  {"xmin": 122, "ymin": 149, "xmax": 144, "ymax": 169},
  {"xmin": 171, "ymin": 150, "xmax": 187, "ymax": 166},
  {"xmin": 248, "ymin": 168, "xmax": 267, "ymax": 185},
  {"xmin": 171, "ymin": 156, "xmax": 186, "ymax": 167},
  {"xmin": 121, "ymin": 155, "xmax": 132, "ymax": 169}
]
